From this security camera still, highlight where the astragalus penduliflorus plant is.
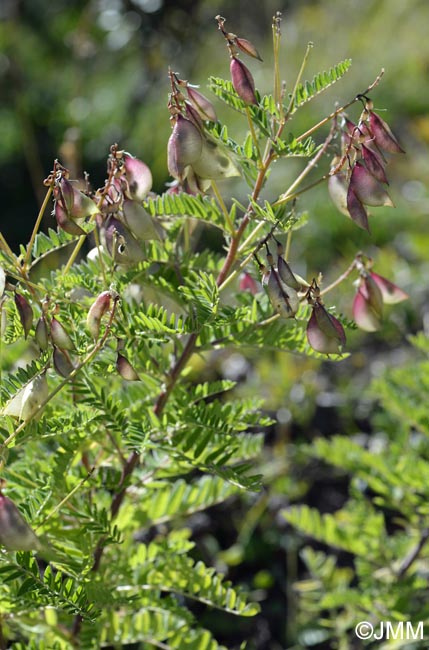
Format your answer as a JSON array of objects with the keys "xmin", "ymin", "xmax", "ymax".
[{"xmin": 0, "ymin": 12, "xmax": 407, "ymax": 650}]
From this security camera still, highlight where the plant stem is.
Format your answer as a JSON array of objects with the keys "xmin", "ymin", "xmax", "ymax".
[
  {"xmin": 295, "ymin": 68, "xmax": 385, "ymax": 144},
  {"xmin": 62, "ymin": 234, "xmax": 87, "ymax": 275},
  {"xmin": 272, "ymin": 12, "xmax": 282, "ymax": 116},
  {"xmin": 397, "ymin": 528, "xmax": 429, "ymax": 578},
  {"xmin": 0, "ymin": 232, "xmax": 18, "ymax": 263},
  {"xmin": 211, "ymin": 180, "xmax": 235, "ymax": 235},
  {"xmin": 36, "ymin": 467, "xmax": 95, "ymax": 530},
  {"xmin": 23, "ymin": 186, "xmax": 52, "ymax": 273},
  {"xmin": 320, "ymin": 258, "xmax": 357, "ymax": 296},
  {"xmin": 285, "ymin": 41, "xmax": 314, "ymax": 119},
  {"xmin": 246, "ymin": 107, "xmax": 262, "ymax": 166}
]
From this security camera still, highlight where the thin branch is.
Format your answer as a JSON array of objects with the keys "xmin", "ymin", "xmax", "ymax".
[{"xmin": 397, "ymin": 528, "xmax": 429, "ymax": 578}]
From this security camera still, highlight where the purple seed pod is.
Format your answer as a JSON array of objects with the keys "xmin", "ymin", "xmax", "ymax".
[
  {"xmin": 368, "ymin": 111, "xmax": 405, "ymax": 154},
  {"xmin": 51, "ymin": 317, "xmax": 74, "ymax": 350},
  {"xmin": 361, "ymin": 144, "xmax": 389, "ymax": 184},
  {"xmin": 307, "ymin": 303, "xmax": 346, "ymax": 354},
  {"xmin": 86, "ymin": 291, "xmax": 111, "ymax": 340},
  {"xmin": 14, "ymin": 292, "xmax": 33, "ymax": 339},
  {"xmin": 123, "ymin": 153, "xmax": 153, "ymax": 202},
  {"xmin": 230, "ymin": 57, "xmax": 258, "ymax": 105},
  {"xmin": 167, "ymin": 114, "xmax": 203, "ymax": 181},
  {"xmin": 369, "ymin": 271, "xmax": 408, "ymax": 305},
  {"xmin": 263, "ymin": 270, "xmax": 298, "ymax": 319},
  {"xmin": 54, "ymin": 202, "xmax": 86, "ymax": 235},
  {"xmin": 352, "ymin": 289, "xmax": 381, "ymax": 332},
  {"xmin": 53, "ymin": 346, "xmax": 75, "ymax": 378},
  {"xmin": 0, "ymin": 493, "xmax": 42, "ymax": 551},
  {"xmin": 352, "ymin": 274, "xmax": 384, "ymax": 332},
  {"xmin": 186, "ymin": 87, "xmax": 218, "ymax": 122},
  {"xmin": 56, "ymin": 178, "xmax": 98, "ymax": 221},
  {"xmin": 349, "ymin": 161, "xmax": 394, "ymax": 207},
  {"xmin": 58, "ymin": 177, "xmax": 75, "ymax": 213},
  {"xmin": 235, "ymin": 37, "xmax": 263, "ymax": 61},
  {"xmin": 184, "ymin": 100, "xmax": 205, "ymax": 131},
  {"xmin": 122, "ymin": 200, "xmax": 164, "ymax": 241},
  {"xmin": 116, "ymin": 353, "xmax": 140, "ymax": 381},
  {"xmin": 239, "ymin": 271, "xmax": 259, "ymax": 295},
  {"xmin": 35, "ymin": 315, "xmax": 49, "ymax": 351},
  {"xmin": 104, "ymin": 216, "xmax": 145, "ymax": 265},
  {"xmin": 277, "ymin": 256, "xmax": 301, "ymax": 291},
  {"xmin": 346, "ymin": 186, "xmax": 369, "ymax": 231}
]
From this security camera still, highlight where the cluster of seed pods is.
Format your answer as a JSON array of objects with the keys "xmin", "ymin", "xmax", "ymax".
[
  {"xmin": 248, "ymin": 239, "xmax": 407, "ymax": 355},
  {"xmin": 48, "ymin": 150, "xmax": 163, "ymax": 267},
  {"xmin": 329, "ymin": 97, "xmax": 404, "ymax": 231},
  {"xmin": 166, "ymin": 71, "xmax": 240, "ymax": 193}
]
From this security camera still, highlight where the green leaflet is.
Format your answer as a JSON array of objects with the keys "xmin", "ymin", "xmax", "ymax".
[{"xmin": 289, "ymin": 59, "xmax": 352, "ymax": 112}]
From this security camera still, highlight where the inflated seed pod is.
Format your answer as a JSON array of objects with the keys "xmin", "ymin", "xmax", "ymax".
[
  {"xmin": 116, "ymin": 353, "xmax": 140, "ymax": 381},
  {"xmin": 1, "ymin": 373, "xmax": 49, "ymax": 421},
  {"xmin": 51, "ymin": 317, "xmax": 74, "ymax": 351},
  {"xmin": 86, "ymin": 291, "xmax": 111, "ymax": 340},
  {"xmin": 230, "ymin": 56, "xmax": 258, "ymax": 105},
  {"xmin": 53, "ymin": 347, "xmax": 75, "ymax": 378},
  {"xmin": 0, "ymin": 493, "xmax": 42, "ymax": 551},
  {"xmin": 15, "ymin": 292, "xmax": 33, "ymax": 339},
  {"xmin": 123, "ymin": 153, "xmax": 153, "ymax": 201},
  {"xmin": 35, "ymin": 315, "xmax": 49, "ymax": 351}
]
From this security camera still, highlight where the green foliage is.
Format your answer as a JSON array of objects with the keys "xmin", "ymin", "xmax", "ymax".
[
  {"xmin": 283, "ymin": 336, "xmax": 429, "ymax": 648},
  {"xmin": 290, "ymin": 59, "xmax": 353, "ymax": 112},
  {"xmin": 0, "ymin": 10, "xmax": 409, "ymax": 650}
]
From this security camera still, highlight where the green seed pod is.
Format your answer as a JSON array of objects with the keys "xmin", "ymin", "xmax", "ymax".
[
  {"xmin": 122, "ymin": 200, "xmax": 164, "ymax": 241},
  {"xmin": 1, "ymin": 373, "xmax": 49, "ymax": 421},
  {"xmin": 35, "ymin": 315, "xmax": 50, "ymax": 351},
  {"xmin": 51, "ymin": 317, "xmax": 74, "ymax": 351}
]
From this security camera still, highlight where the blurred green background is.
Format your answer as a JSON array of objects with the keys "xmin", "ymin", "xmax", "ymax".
[{"xmin": 1, "ymin": 1, "xmax": 429, "ymax": 648}]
